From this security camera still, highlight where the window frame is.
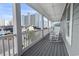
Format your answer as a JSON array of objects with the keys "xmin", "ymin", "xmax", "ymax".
[{"xmin": 66, "ymin": 4, "xmax": 73, "ymax": 46}]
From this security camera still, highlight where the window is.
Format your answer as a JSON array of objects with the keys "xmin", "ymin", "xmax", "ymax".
[{"xmin": 65, "ymin": 4, "xmax": 73, "ymax": 46}]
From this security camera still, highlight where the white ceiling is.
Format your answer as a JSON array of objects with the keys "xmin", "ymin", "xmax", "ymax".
[{"xmin": 28, "ymin": 3, "xmax": 66, "ymax": 21}]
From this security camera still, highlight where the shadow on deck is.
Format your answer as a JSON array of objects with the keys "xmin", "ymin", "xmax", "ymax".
[{"xmin": 22, "ymin": 33, "xmax": 69, "ymax": 56}]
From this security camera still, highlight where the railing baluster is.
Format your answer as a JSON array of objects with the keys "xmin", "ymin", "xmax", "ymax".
[
  {"xmin": 2, "ymin": 38, "xmax": 5, "ymax": 56},
  {"xmin": 24, "ymin": 37, "xmax": 26, "ymax": 48},
  {"xmin": 26, "ymin": 32, "xmax": 27, "ymax": 47},
  {"xmin": 24, "ymin": 36, "xmax": 26, "ymax": 48},
  {"xmin": 0, "ymin": 34, "xmax": 16, "ymax": 56},
  {"xmin": 23, "ymin": 36, "xmax": 24, "ymax": 48},
  {"xmin": 26, "ymin": 34, "xmax": 28, "ymax": 46},
  {"xmin": 12, "ymin": 36, "xmax": 14, "ymax": 55},
  {"xmin": 27, "ymin": 38, "xmax": 28, "ymax": 46},
  {"xmin": 7, "ymin": 37, "xmax": 10, "ymax": 56}
]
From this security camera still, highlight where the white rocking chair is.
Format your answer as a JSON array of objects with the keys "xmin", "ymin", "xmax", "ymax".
[{"xmin": 49, "ymin": 31, "xmax": 59, "ymax": 42}]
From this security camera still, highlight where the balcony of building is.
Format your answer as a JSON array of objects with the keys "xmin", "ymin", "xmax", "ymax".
[{"xmin": 0, "ymin": 3, "xmax": 79, "ymax": 56}]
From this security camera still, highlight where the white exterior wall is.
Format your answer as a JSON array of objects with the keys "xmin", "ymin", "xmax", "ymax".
[
  {"xmin": 61, "ymin": 3, "xmax": 79, "ymax": 56},
  {"xmin": 71, "ymin": 3, "xmax": 79, "ymax": 55}
]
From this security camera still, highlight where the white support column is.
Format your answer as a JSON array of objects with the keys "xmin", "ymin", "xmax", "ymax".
[
  {"xmin": 42, "ymin": 15, "xmax": 44, "ymax": 37},
  {"xmin": 69, "ymin": 3, "xmax": 73, "ymax": 45},
  {"xmin": 48, "ymin": 20, "xmax": 49, "ymax": 33},
  {"xmin": 51, "ymin": 21, "xmax": 52, "ymax": 28},
  {"xmin": 13, "ymin": 3, "xmax": 22, "ymax": 56},
  {"xmin": 37, "ymin": 14, "xmax": 39, "ymax": 28}
]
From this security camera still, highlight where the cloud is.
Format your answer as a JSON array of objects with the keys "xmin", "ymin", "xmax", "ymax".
[
  {"xmin": 0, "ymin": 3, "xmax": 37, "ymax": 17},
  {"xmin": 0, "ymin": 3, "xmax": 37, "ymax": 25},
  {"xmin": 21, "ymin": 4, "xmax": 37, "ymax": 15}
]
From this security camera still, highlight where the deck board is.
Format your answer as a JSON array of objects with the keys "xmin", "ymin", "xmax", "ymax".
[{"xmin": 22, "ymin": 33, "xmax": 69, "ymax": 56}]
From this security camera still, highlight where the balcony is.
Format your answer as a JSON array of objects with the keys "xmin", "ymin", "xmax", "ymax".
[
  {"xmin": 0, "ymin": 3, "xmax": 69, "ymax": 56},
  {"xmin": 22, "ymin": 33, "xmax": 68, "ymax": 56},
  {"xmin": 0, "ymin": 29, "xmax": 49, "ymax": 56},
  {"xmin": 0, "ymin": 3, "xmax": 79, "ymax": 56}
]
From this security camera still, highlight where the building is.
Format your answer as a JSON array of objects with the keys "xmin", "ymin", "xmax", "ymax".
[
  {"xmin": 0, "ymin": 18, "xmax": 5, "ymax": 26},
  {"xmin": 30, "ymin": 13, "xmax": 41, "ymax": 28},
  {"xmin": 21, "ymin": 13, "xmax": 41, "ymax": 28}
]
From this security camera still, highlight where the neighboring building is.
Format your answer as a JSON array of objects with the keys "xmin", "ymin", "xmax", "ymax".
[
  {"xmin": 0, "ymin": 18, "xmax": 5, "ymax": 26},
  {"xmin": 21, "ymin": 15, "xmax": 29, "ymax": 27},
  {"xmin": 35, "ymin": 13, "xmax": 39, "ymax": 27},
  {"xmin": 8, "ymin": 19, "xmax": 14, "ymax": 26},
  {"xmin": 30, "ymin": 13, "xmax": 40, "ymax": 28},
  {"xmin": 21, "ymin": 13, "xmax": 41, "ymax": 28},
  {"xmin": 30, "ymin": 14, "xmax": 36, "ymax": 26},
  {"xmin": 21, "ymin": 15, "xmax": 26, "ymax": 26}
]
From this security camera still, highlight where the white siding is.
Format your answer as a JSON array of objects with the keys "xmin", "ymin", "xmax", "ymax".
[
  {"xmin": 71, "ymin": 3, "xmax": 79, "ymax": 55},
  {"xmin": 61, "ymin": 3, "xmax": 79, "ymax": 56}
]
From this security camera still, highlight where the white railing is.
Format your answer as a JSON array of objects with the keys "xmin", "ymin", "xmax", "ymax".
[
  {"xmin": 0, "ymin": 34, "xmax": 16, "ymax": 56},
  {"xmin": 22, "ymin": 30, "xmax": 42, "ymax": 49},
  {"xmin": 0, "ymin": 30, "xmax": 43, "ymax": 56},
  {"xmin": 0, "ymin": 29, "xmax": 49, "ymax": 56}
]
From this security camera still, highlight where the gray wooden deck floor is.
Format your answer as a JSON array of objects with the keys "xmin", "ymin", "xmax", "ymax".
[{"xmin": 22, "ymin": 33, "xmax": 69, "ymax": 56}]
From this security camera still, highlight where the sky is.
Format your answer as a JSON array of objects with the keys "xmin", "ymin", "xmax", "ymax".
[
  {"xmin": 0, "ymin": 3, "xmax": 51, "ymax": 27},
  {"xmin": 0, "ymin": 3, "xmax": 37, "ymax": 25}
]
